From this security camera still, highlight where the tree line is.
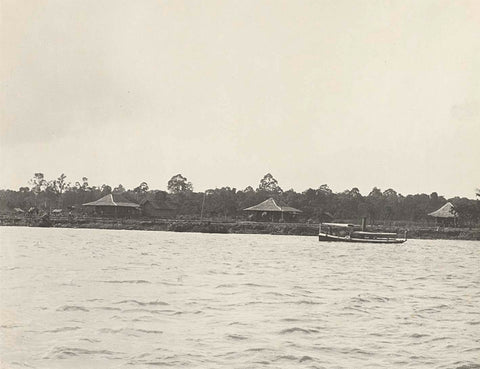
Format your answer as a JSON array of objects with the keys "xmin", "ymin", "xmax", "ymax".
[{"xmin": 1, "ymin": 172, "xmax": 479, "ymax": 225}]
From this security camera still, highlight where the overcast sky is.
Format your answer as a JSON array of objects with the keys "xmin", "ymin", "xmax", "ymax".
[{"xmin": 1, "ymin": 0, "xmax": 479, "ymax": 198}]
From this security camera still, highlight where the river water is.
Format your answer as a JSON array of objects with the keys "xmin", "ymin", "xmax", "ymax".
[{"xmin": 0, "ymin": 227, "xmax": 479, "ymax": 369}]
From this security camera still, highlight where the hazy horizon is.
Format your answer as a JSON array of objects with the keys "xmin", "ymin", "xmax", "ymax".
[{"xmin": 1, "ymin": 1, "xmax": 479, "ymax": 199}]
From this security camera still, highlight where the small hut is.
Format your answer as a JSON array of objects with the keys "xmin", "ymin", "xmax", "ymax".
[
  {"xmin": 83, "ymin": 194, "xmax": 140, "ymax": 217},
  {"xmin": 140, "ymin": 199, "xmax": 175, "ymax": 218},
  {"xmin": 243, "ymin": 198, "xmax": 301, "ymax": 222},
  {"xmin": 428, "ymin": 202, "xmax": 458, "ymax": 227}
]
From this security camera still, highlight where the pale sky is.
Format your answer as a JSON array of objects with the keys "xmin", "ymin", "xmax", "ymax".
[{"xmin": 1, "ymin": 0, "xmax": 479, "ymax": 198}]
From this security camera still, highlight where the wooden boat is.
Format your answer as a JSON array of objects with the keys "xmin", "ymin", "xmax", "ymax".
[{"xmin": 319, "ymin": 223, "xmax": 407, "ymax": 244}]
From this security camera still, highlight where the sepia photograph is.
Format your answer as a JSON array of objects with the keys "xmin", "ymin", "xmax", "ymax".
[{"xmin": 1, "ymin": 1, "xmax": 479, "ymax": 368}]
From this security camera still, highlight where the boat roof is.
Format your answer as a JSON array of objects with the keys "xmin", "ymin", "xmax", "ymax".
[
  {"xmin": 321, "ymin": 223, "xmax": 355, "ymax": 228},
  {"xmin": 353, "ymin": 231, "xmax": 398, "ymax": 237}
]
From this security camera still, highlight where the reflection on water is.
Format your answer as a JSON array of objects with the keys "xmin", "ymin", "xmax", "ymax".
[{"xmin": 1, "ymin": 227, "xmax": 479, "ymax": 369}]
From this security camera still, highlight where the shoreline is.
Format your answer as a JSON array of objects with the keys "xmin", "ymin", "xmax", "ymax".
[{"xmin": 1, "ymin": 216, "xmax": 479, "ymax": 240}]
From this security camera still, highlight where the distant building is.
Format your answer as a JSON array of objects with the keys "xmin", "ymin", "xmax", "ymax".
[
  {"xmin": 51, "ymin": 209, "xmax": 63, "ymax": 217},
  {"xmin": 83, "ymin": 194, "xmax": 140, "ymax": 217},
  {"xmin": 428, "ymin": 202, "xmax": 458, "ymax": 227},
  {"xmin": 140, "ymin": 199, "xmax": 175, "ymax": 218},
  {"xmin": 243, "ymin": 197, "xmax": 302, "ymax": 222}
]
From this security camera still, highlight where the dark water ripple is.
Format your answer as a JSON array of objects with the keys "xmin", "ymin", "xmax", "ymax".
[{"xmin": 1, "ymin": 227, "xmax": 479, "ymax": 368}]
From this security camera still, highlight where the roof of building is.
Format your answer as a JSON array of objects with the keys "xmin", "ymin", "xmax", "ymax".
[
  {"xmin": 83, "ymin": 194, "xmax": 140, "ymax": 208},
  {"xmin": 243, "ymin": 198, "xmax": 302, "ymax": 213},
  {"xmin": 280, "ymin": 206, "xmax": 302, "ymax": 213},
  {"xmin": 428, "ymin": 202, "xmax": 457, "ymax": 218},
  {"xmin": 139, "ymin": 199, "xmax": 173, "ymax": 210}
]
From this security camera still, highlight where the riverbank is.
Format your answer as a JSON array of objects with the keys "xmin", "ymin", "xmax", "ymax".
[{"xmin": 1, "ymin": 215, "xmax": 479, "ymax": 240}]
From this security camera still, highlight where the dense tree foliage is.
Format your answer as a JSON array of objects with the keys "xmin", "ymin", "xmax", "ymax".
[
  {"xmin": 257, "ymin": 173, "xmax": 283, "ymax": 194},
  {"xmin": 134, "ymin": 182, "xmax": 149, "ymax": 193},
  {"xmin": 167, "ymin": 174, "xmax": 193, "ymax": 194},
  {"xmin": 1, "ymin": 173, "xmax": 479, "ymax": 226}
]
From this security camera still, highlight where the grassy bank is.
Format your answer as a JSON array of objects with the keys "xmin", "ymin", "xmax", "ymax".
[{"xmin": 1, "ymin": 215, "xmax": 480, "ymax": 240}]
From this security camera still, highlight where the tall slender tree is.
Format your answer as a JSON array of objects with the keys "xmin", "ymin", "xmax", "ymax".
[{"xmin": 257, "ymin": 173, "xmax": 283, "ymax": 194}]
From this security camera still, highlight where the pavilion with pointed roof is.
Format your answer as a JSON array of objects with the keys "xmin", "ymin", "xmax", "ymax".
[
  {"xmin": 83, "ymin": 194, "xmax": 140, "ymax": 217},
  {"xmin": 428, "ymin": 202, "xmax": 458, "ymax": 227},
  {"xmin": 243, "ymin": 198, "xmax": 301, "ymax": 222}
]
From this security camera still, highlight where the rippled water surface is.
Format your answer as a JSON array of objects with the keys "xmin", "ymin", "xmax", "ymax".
[{"xmin": 1, "ymin": 227, "xmax": 479, "ymax": 369}]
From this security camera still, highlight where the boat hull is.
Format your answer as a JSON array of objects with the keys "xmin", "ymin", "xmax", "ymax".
[{"xmin": 319, "ymin": 233, "xmax": 406, "ymax": 244}]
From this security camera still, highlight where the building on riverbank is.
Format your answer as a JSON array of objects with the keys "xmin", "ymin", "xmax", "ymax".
[
  {"xmin": 428, "ymin": 202, "xmax": 458, "ymax": 227},
  {"xmin": 83, "ymin": 194, "xmax": 140, "ymax": 217},
  {"xmin": 140, "ymin": 199, "xmax": 175, "ymax": 218},
  {"xmin": 243, "ymin": 197, "xmax": 301, "ymax": 222}
]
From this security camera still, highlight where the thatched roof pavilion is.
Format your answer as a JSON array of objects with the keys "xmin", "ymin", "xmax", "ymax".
[
  {"xmin": 83, "ymin": 194, "xmax": 139, "ymax": 217},
  {"xmin": 428, "ymin": 202, "xmax": 457, "ymax": 226},
  {"xmin": 243, "ymin": 198, "xmax": 301, "ymax": 221},
  {"xmin": 428, "ymin": 202, "xmax": 457, "ymax": 218}
]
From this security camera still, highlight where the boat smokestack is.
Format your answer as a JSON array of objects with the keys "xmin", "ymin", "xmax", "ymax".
[{"xmin": 361, "ymin": 217, "xmax": 367, "ymax": 231}]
